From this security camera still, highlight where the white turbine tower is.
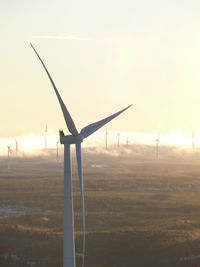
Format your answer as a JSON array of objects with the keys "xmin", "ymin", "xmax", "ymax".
[
  {"xmin": 105, "ymin": 128, "xmax": 108, "ymax": 149},
  {"xmin": 117, "ymin": 131, "xmax": 120, "ymax": 147},
  {"xmin": 155, "ymin": 133, "xmax": 160, "ymax": 160},
  {"xmin": 7, "ymin": 144, "xmax": 11, "ymax": 169},
  {"xmin": 45, "ymin": 123, "xmax": 47, "ymax": 150},
  {"xmin": 31, "ymin": 43, "xmax": 132, "ymax": 267},
  {"xmin": 15, "ymin": 139, "xmax": 18, "ymax": 156},
  {"xmin": 126, "ymin": 136, "xmax": 130, "ymax": 148},
  {"xmin": 192, "ymin": 130, "xmax": 195, "ymax": 149}
]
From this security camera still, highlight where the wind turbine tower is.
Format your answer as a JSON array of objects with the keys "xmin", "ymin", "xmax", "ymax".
[
  {"xmin": 192, "ymin": 130, "xmax": 195, "ymax": 149},
  {"xmin": 155, "ymin": 133, "xmax": 160, "ymax": 160},
  {"xmin": 7, "ymin": 145, "xmax": 11, "ymax": 169},
  {"xmin": 15, "ymin": 139, "xmax": 18, "ymax": 156},
  {"xmin": 45, "ymin": 123, "xmax": 47, "ymax": 150},
  {"xmin": 126, "ymin": 136, "xmax": 129, "ymax": 148},
  {"xmin": 105, "ymin": 128, "xmax": 108, "ymax": 149},
  {"xmin": 31, "ymin": 43, "xmax": 132, "ymax": 267},
  {"xmin": 117, "ymin": 132, "xmax": 120, "ymax": 147}
]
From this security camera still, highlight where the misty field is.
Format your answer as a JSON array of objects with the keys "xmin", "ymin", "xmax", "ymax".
[{"xmin": 1, "ymin": 145, "xmax": 200, "ymax": 267}]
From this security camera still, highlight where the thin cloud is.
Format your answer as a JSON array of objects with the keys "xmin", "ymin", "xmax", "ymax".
[{"xmin": 32, "ymin": 35, "xmax": 92, "ymax": 41}]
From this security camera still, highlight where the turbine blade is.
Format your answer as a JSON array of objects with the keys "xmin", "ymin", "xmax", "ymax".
[
  {"xmin": 30, "ymin": 43, "xmax": 78, "ymax": 136},
  {"xmin": 80, "ymin": 104, "xmax": 132, "ymax": 139},
  {"xmin": 75, "ymin": 143, "xmax": 85, "ymax": 267}
]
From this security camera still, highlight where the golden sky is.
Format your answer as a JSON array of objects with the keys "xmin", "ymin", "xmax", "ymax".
[{"xmin": 1, "ymin": 0, "xmax": 200, "ymax": 139}]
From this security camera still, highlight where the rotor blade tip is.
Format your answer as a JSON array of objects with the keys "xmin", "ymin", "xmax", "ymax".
[
  {"xmin": 126, "ymin": 104, "xmax": 133, "ymax": 109},
  {"xmin": 30, "ymin": 43, "xmax": 36, "ymax": 51}
]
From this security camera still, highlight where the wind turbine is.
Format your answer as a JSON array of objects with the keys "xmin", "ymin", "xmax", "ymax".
[
  {"xmin": 31, "ymin": 43, "xmax": 132, "ymax": 267},
  {"xmin": 45, "ymin": 123, "xmax": 47, "ymax": 150},
  {"xmin": 117, "ymin": 131, "xmax": 120, "ymax": 147},
  {"xmin": 15, "ymin": 139, "xmax": 18, "ymax": 156},
  {"xmin": 126, "ymin": 136, "xmax": 130, "ymax": 148},
  {"xmin": 105, "ymin": 128, "xmax": 108, "ymax": 149},
  {"xmin": 7, "ymin": 144, "xmax": 11, "ymax": 169},
  {"xmin": 192, "ymin": 130, "xmax": 195, "ymax": 149},
  {"xmin": 155, "ymin": 133, "xmax": 160, "ymax": 160}
]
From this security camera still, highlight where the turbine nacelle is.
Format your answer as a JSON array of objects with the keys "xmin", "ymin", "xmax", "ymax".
[{"xmin": 60, "ymin": 130, "xmax": 83, "ymax": 144}]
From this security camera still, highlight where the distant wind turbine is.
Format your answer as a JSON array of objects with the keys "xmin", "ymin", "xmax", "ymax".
[
  {"xmin": 31, "ymin": 43, "xmax": 132, "ymax": 267},
  {"xmin": 15, "ymin": 139, "xmax": 18, "ymax": 156},
  {"xmin": 7, "ymin": 144, "xmax": 11, "ymax": 169},
  {"xmin": 105, "ymin": 128, "xmax": 108, "ymax": 149},
  {"xmin": 117, "ymin": 132, "xmax": 120, "ymax": 147},
  {"xmin": 155, "ymin": 133, "xmax": 160, "ymax": 160},
  {"xmin": 126, "ymin": 136, "xmax": 130, "ymax": 148},
  {"xmin": 192, "ymin": 130, "xmax": 195, "ymax": 149},
  {"xmin": 45, "ymin": 123, "xmax": 47, "ymax": 150}
]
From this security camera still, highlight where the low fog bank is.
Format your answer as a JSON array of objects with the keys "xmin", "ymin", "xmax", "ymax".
[
  {"xmin": 83, "ymin": 144, "xmax": 200, "ymax": 166},
  {"xmin": 1, "ymin": 144, "xmax": 200, "ymax": 170}
]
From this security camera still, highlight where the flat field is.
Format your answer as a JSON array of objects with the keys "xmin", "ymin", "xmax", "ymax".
[{"xmin": 1, "ymin": 145, "xmax": 200, "ymax": 267}]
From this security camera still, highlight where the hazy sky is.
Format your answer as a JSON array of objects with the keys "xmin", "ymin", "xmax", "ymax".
[{"xmin": 1, "ymin": 0, "xmax": 200, "ymax": 138}]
